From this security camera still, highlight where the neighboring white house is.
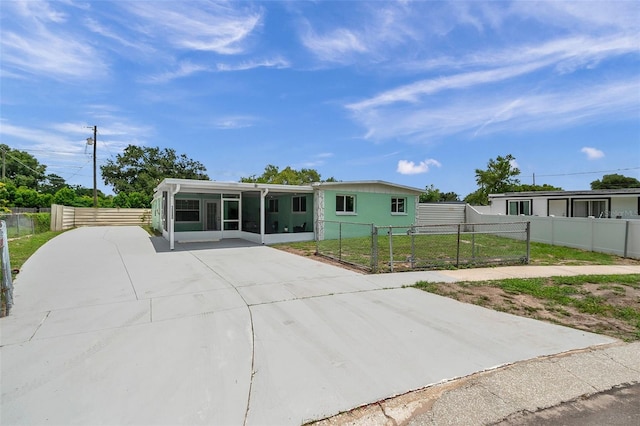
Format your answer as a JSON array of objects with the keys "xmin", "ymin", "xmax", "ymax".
[{"xmin": 487, "ymin": 188, "xmax": 640, "ymax": 219}]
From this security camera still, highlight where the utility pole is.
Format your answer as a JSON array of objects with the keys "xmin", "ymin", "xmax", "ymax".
[
  {"xmin": 92, "ymin": 125, "xmax": 97, "ymax": 208},
  {"xmin": 86, "ymin": 126, "xmax": 98, "ymax": 207}
]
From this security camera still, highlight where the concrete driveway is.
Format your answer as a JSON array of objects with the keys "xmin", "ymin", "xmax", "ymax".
[{"xmin": 0, "ymin": 227, "xmax": 615, "ymax": 425}]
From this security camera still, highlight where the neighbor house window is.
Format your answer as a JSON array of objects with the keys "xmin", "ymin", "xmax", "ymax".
[
  {"xmin": 336, "ymin": 194, "xmax": 356, "ymax": 214},
  {"xmin": 268, "ymin": 199, "xmax": 279, "ymax": 213},
  {"xmin": 175, "ymin": 199, "xmax": 200, "ymax": 222},
  {"xmin": 508, "ymin": 200, "xmax": 531, "ymax": 216},
  {"xmin": 292, "ymin": 196, "xmax": 306, "ymax": 213},
  {"xmin": 391, "ymin": 197, "xmax": 406, "ymax": 214},
  {"xmin": 573, "ymin": 199, "xmax": 608, "ymax": 218}
]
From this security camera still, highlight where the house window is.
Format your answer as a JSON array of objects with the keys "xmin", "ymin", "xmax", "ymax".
[
  {"xmin": 391, "ymin": 197, "xmax": 406, "ymax": 214},
  {"xmin": 175, "ymin": 199, "xmax": 200, "ymax": 222},
  {"xmin": 268, "ymin": 199, "xmax": 279, "ymax": 213},
  {"xmin": 508, "ymin": 200, "xmax": 531, "ymax": 216},
  {"xmin": 573, "ymin": 199, "xmax": 608, "ymax": 218},
  {"xmin": 336, "ymin": 194, "xmax": 356, "ymax": 214},
  {"xmin": 292, "ymin": 196, "xmax": 306, "ymax": 213}
]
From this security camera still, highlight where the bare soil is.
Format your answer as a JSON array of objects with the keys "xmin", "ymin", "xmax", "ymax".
[{"xmin": 424, "ymin": 279, "xmax": 640, "ymax": 341}]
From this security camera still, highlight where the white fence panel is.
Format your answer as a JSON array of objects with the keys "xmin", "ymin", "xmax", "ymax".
[
  {"xmin": 417, "ymin": 203, "xmax": 466, "ymax": 226},
  {"xmin": 467, "ymin": 205, "xmax": 639, "ymax": 259}
]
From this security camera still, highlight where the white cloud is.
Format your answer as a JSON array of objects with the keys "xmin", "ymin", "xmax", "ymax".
[
  {"xmin": 350, "ymin": 79, "xmax": 640, "ymax": 142},
  {"xmin": 213, "ymin": 116, "xmax": 259, "ymax": 130},
  {"xmin": 397, "ymin": 159, "xmax": 441, "ymax": 175},
  {"xmin": 301, "ymin": 27, "xmax": 368, "ymax": 63},
  {"xmin": 122, "ymin": 2, "xmax": 262, "ymax": 54},
  {"xmin": 581, "ymin": 147, "xmax": 605, "ymax": 160},
  {"xmin": 216, "ymin": 57, "xmax": 290, "ymax": 72},
  {"xmin": 0, "ymin": 3, "xmax": 107, "ymax": 80}
]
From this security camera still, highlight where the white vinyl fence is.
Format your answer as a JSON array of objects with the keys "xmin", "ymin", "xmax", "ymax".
[
  {"xmin": 466, "ymin": 206, "xmax": 640, "ymax": 259},
  {"xmin": 50, "ymin": 204, "xmax": 151, "ymax": 231}
]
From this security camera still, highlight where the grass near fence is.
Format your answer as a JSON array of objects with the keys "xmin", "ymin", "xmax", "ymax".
[
  {"xmin": 278, "ymin": 235, "xmax": 628, "ymax": 272},
  {"xmin": 313, "ymin": 233, "xmax": 529, "ymax": 271}
]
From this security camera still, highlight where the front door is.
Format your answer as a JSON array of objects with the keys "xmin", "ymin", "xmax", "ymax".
[{"xmin": 205, "ymin": 202, "xmax": 219, "ymax": 231}]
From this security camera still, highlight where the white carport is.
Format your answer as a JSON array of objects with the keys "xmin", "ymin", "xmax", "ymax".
[{"xmin": 152, "ymin": 179, "xmax": 315, "ymax": 250}]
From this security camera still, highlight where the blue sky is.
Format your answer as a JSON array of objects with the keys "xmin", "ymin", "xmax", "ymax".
[{"xmin": 1, "ymin": 1, "xmax": 639, "ymax": 197}]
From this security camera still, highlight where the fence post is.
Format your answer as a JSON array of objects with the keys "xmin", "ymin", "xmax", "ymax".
[
  {"xmin": 410, "ymin": 225, "xmax": 415, "ymax": 269},
  {"xmin": 388, "ymin": 227, "xmax": 394, "ymax": 273},
  {"xmin": 339, "ymin": 222, "xmax": 342, "ymax": 262},
  {"xmin": 1, "ymin": 220, "xmax": 14, "ymax": 316},
  {"xmin": 456, "ymin": 224, "xmax": 461, "ymax": 267},
  {"xmin": 526, "ymin": 221, "xmax": 531, "ymax": 264},
  {"xmin": 371, "ymin": 224, "xmax": 378, "ymax": 273}
]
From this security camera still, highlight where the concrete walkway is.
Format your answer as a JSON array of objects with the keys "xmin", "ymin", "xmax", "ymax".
[{"xmin": 1, "ymin": 227, "xmax": 636, "ymax": 425}]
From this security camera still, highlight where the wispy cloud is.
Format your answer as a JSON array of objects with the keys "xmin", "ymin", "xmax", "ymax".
[
  {"xmin": 216, "ymin": 57, "xmax": 290, "ymax": 72},
  {"xmin": 397, "ymin": 159, "xmax": 441, "ymax": 175},
  {"xmin": 213, "ymin": 116, "xmax": 260, "ymax": 130},
  {"xmin": 0, "ymin": 2, "xmax": 107, "ymax": 80},
  {"xmin": 122, "ymin": 1, "xmax": 263, "ymax": 55},
  {"xmin": 350, "ymin": 79, "xmax": 639, "ymax": 142},
  {"xmin": 147, "ymin": 62, "xmax": 211, "ymax": 84},
  {"xmin": 581, "ymin": 147, "xmax": 605, "ymax": 160}
]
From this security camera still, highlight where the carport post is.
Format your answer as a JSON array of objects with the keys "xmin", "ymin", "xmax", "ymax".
[{"xmin": 169, "ymin": 183, "xmax": 180, "ymax": 250}]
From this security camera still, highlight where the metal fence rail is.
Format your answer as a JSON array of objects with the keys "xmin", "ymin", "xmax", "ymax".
[
  {"xmin": 0, "ymin": 213, "xmax": 38, "ymax": 238},
  {"xmin": 315, "ymin": 220, "xmax": 530, "ymax": 273},
  {"xmin": 1, "ymin": 220, "xmax": 14, "ymax": 316}
]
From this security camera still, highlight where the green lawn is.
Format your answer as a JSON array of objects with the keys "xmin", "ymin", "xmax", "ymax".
[{"xmin": 279, "ymin": 233, "xmax": 626, "ymax": 272}]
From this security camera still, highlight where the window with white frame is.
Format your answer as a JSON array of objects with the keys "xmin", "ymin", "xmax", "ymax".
[
  {"xmin": 508, "ymin": 200, "xmax": 531, "ymax": 215},
  {"xmin": 292, "ymin": 196, "xmax": 306, "ymax": 213},
  {"xmin": 391, "ymin": 197, "xmax": 406, "ymax": 214},
  {"xmin": 175, "ymin": 199, "xmax": 200, "ymax": 222},
  {"xmin": 336, "ymin": 194, "xmax": 356, "ymax": 214}
]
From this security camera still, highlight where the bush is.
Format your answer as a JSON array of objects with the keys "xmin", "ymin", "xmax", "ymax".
[{"xmin": 24, "ymin": 213, "xmax": 51, "ymax": 233}]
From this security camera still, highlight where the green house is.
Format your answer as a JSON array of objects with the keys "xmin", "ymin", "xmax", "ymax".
[{"xmin": 152, "ymin": 178, "xmax": 422, "ymax": 249}]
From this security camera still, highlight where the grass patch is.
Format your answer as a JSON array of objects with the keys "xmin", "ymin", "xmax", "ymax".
[
  {"xmin": 8, "ymin": 231, "xmax": 63, "ymax": 277},
  {"xmin": 275, "ymin": 235, "xmax": 635, "ymax": 272},
  {"xmin": 414, "ymin": 274, "xmax": 640, "ymax": 341}
]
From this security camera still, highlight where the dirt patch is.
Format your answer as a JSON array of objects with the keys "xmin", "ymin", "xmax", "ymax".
[{"xmin": 421, "ymin": 278, "xmax": 640, "ymax": 341}]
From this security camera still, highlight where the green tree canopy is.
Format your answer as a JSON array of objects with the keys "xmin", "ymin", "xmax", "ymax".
[
  {"xmin": 1, "ymin": 144, "xmax": 48, "ymax": 190},
  {"xmin": 420, "ymin": 184, "xmax": 460, "ymax": 202},
  {"xmin": 464, "ymin": 154, "xmax": 521, "ymax": 205},
  {"xmin": 240, "ymin": 164, "xmax": 336, "ymax": 185},
  {"xmin": 590, "ymin": 174, "xmax": 640, "ymax": 189},
  {"xmin": 101, "ymin": 145, "xmax": 209, "ymax": 205}
]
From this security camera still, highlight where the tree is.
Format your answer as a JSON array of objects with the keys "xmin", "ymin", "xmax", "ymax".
[
  {"xmin": 590, "ymin": 174, "xmax": 640, "ymax": 189},
  {"xmin": 464, "ymin": 154, "xmax": 521, "ymax": 205},
  {"xmin": 100, "ymin": 145, "xmax": 209, "ymax": 205},
  {"xmin": 40, "ymin": 174, "xmax": 68, "ymax": 194},
  {"xmin": 240, "ymin": 164, "xmax": 336, "ymax": 185},
  {"xmin": 420, "ymin": 184, "xmax": 460, "ymax": 202},
  {"xmin": 513, "ymin": 183, "xmax": 563, "ymax": 192},
  {"xmin": 0, "ymin": 144, "xmax": 47, "ymax": 190}
]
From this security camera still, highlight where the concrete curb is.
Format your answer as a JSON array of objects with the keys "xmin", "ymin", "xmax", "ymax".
[{"xmin": 311, "ymin": 341, "xmax": 640, "ymax": 425}]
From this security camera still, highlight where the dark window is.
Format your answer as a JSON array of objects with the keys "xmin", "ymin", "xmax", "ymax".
[
  {"xmin": 268, "ymin": 199, "xmax": 279, "ymax": 213},
  {"xmin": 176, "ymin": 199, "xmax": 200, "ymax": 222},
  {"xmin": 391, "ymin": 197, "xmax": 406, "ymax": 213},
  {"xmin": 292, "ymin": 196, "xmax": 306, "ymax": 213},
  {"xmin": 336, "ymin": 195, "xmax": 356, "ymax": 213},
  {"xmin": 508, "ymin": 200, "xmax": 531, "ymax": 215}
]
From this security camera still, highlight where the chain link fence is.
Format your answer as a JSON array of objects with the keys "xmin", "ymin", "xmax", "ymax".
[
  {"xmin": 1, "ymin": 220, "xmax": 14, "ymax": 316},
  {"xmin": 315, "ymin": 220, "xmax": 530, "ymax": 273},
  {"xmin": 0, "ymin": 213, "xmax": 50, "ymax": 238}
]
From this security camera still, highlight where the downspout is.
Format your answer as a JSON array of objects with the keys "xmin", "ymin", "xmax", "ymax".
[
  {"xmin": 169, "ymin": 183, "xmax": 181, "ymax": 250},
  {"xmin": 260, "ymin": 187, "xmax": 269, "ymax": 244}
]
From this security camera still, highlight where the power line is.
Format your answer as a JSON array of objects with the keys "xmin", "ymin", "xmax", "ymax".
[{"xmin": 521, "ymin": 166, "xmax": 640, "ymax": 179}]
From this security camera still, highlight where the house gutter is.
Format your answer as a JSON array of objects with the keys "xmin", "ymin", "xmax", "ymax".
[{"xmin": 169, "ymin": 183, "xmax": 181, "ymax": 250}]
